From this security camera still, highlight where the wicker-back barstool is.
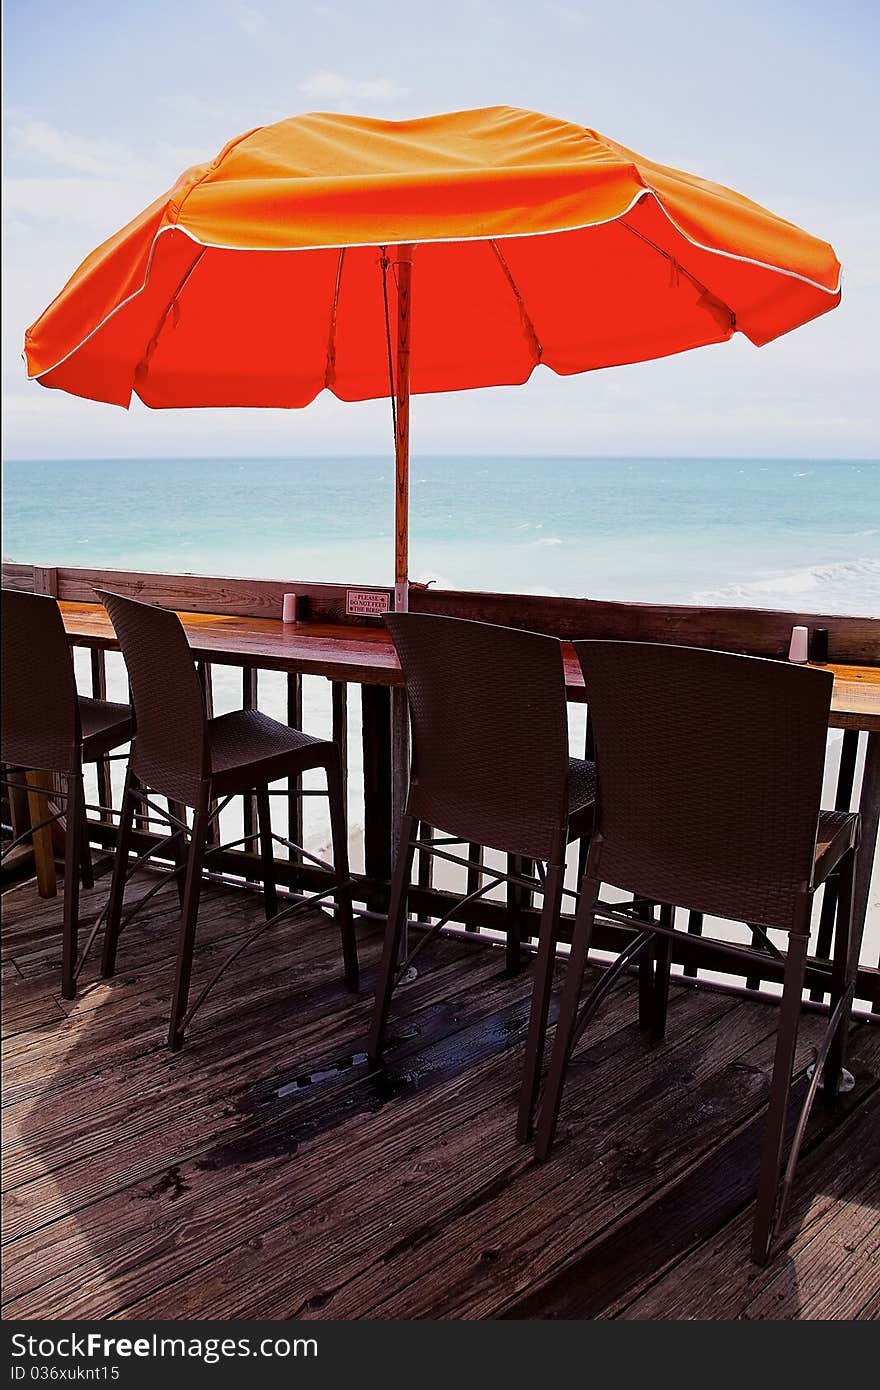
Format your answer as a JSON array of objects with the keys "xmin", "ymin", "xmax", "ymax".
[
  {"xmin": 535, "ymin": 640, "xmax": 860, "ymax": 1265},
  {"xmin": 367, "ymin": 612, "xmax": 596, "ymax": 1140},
  {"xmin": 97, "ymin": 591, "xmax": 358, "ymax": 1050},
  {"xmin": 1, "ymin": 588, "xmax": 133, "ymax": 997}
]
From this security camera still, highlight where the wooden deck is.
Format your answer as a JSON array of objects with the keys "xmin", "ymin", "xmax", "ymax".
[{"xmin": 2, "ymin": 868, "xmax": 878, "ymax": 1321}]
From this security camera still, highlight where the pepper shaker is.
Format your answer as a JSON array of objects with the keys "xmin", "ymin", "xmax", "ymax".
[{"xmin": 809, "ymin": 627, "xmax": 829, "ymax": 663}]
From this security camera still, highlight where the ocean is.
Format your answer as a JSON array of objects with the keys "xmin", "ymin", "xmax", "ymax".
[
  {"xmin": 4, "ymin": 455, "xmax": 879, "ymax": 613},
  {"xmin": 3, "ymin": 454, "xmax": 878, "ymax": 973}
]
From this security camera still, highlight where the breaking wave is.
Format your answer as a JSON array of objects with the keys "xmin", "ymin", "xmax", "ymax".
[{"xmin": 695, "ymin": 558, "xmax": 880, "ymax": 616}]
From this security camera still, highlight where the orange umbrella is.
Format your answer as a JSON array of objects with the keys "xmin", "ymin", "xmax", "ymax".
[{"xmin": 24, "ymin": 105, "xmax": 841, "ymax": 604}]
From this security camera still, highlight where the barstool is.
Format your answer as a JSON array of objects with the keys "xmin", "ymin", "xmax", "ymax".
[
  {"xmin": 534, "ymin": 641, "xmax": 860, "ymax": 1265},
  {"xmin": 367, "ymin": 612, "xmax": 596, "ymax": 1141},
  {"xmin": 1, "ymin": 588, "xmax": 133, "ymax": 997},
  {"xmin": 97, "ymin": 590, "xmax": 358, "ymax": 1050}
]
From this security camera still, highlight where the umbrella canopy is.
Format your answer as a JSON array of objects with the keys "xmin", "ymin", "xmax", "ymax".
[
  {"xmin": 23, "ymin": 105, "xmax": 841, "ymax": 600},
  {"xmin": 25, "ymin": 105, "xmax": 840, "ymax": 409}
]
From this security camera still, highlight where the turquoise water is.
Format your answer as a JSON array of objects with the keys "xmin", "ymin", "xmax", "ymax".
[{"xmin": 3, "ymin": 455, "xmax": 879, "ymax": 614}]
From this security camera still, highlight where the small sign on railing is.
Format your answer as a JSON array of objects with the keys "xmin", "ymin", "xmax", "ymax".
[{"xmin": 346, "ymin": 588, "xmax": 391, "ymax": 617}]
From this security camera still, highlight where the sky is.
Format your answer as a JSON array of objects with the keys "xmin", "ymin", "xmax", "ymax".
[{"xmin": 3, "ymin": 0, "xmax": 879, "ymax": 461}]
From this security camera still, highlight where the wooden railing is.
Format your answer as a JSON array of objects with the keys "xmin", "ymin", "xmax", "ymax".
[
  {"xmin": 4, "ymin": 559, "xmax": 878, "ymax": 658},
  {"xmin": 3, "ymin": 559, "xmax": 879, "ymax": 1014}
]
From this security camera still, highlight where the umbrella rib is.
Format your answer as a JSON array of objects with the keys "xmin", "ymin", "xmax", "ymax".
[
  {"xmin": 323, "ymin": 248, "xmax": 345, "ymax": 388},
  {"xmin": 619, "ymin": 220, "xmax": 736, "ymax": 331},
  {"xmin": 490, "ymin": 240, "xmax": 543, "ymax": 363},
  {"xmin": 134, "ymin": 247, "xmax": 206, "ymax": 385},
  {"xmin": 379, "ymin": 248, "xmax": 398, "ymax": 443}
]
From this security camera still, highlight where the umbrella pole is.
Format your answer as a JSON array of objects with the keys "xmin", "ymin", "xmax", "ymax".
[
  {"xmin": 392, "ymin": 246, "xmax": 414, "ymax": 968},
  {"xmin": 393, "ymin": 245, "xmax": 413, "ymax": 614}
]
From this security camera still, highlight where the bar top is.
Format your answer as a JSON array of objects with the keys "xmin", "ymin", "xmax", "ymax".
[
  {"xmin": 61, "ymin": 600, "xmax": 401, "ymax": 684},
  {"xmin": 60, "ymin": 600, "xmax": 880, "ymax": 732}
]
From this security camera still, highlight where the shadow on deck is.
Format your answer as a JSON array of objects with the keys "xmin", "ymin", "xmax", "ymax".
[{"xmin": 2, "ymin": 868, "xmax": 878, "ymax": 1321}]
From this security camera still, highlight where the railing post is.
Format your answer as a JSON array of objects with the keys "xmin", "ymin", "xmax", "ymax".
[
  {"xmin": 287, "ymin": 673, "xmax": 303, "ymax": 856},
  {"xmin": 853, "ymin": 732, "xmax": 880, "ymax": 975},
  {"xmin": 810, "ymin": 728, "xmax": 859, "ymax": 1000},
  {"xmin": 197, "ymin": 662, "xmax": 220, "ymax": 848},
  {"xmin": 242, "ymin": 667, "xmax": 259, "ymax": 880},
  {"xmin": 90, "ymin": 648, "xmax": 113, "ymax": 820},
  {"xmin": 331, "ymin": 681, "xmax": 348, "ymax": 817},
  {"xmin": 362, "ymin": 684, "xmax": 393, "ymax": 910}
]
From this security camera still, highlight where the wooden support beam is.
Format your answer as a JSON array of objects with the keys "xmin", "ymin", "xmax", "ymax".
[
  {"xmin": 393, "ymin": 244, "xmax": 413, "ymax": 610},
  {"xmin": 32, "ymin": 566, "xmax": 58, "ymax": 596},
  {"xmin": 25, "ymin": 770, "xmax": 57, "ymax": 898}
]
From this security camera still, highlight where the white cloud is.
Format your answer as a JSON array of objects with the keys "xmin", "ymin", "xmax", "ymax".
[
  {"xmin": 4, "ymin": 176, "xmax": 161, "ymax": 230},
  {"xmin": 6, "ymin": 116, "xmax": 205, "ymax": 192},
  {"xmin": 298, "ymin": 70, "xmax": 409, "ymax": 105},
  {"xmin": 7, "ymin": 120, "xmax": 134, "ymax": 178}
]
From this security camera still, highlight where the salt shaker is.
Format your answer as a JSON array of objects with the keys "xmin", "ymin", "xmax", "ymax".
[
  {"xmin": 788, "ymin": 625, "xmax": 809, "ymax": 662},
  {"xmin": 282, "ymin": 593, "xmax": 298, "ymax": 624}
]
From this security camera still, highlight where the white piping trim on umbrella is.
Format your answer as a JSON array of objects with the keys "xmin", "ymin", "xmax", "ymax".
[{"xmin": 25, "ymin": 186, "xmax": 841, "ymax": 385}]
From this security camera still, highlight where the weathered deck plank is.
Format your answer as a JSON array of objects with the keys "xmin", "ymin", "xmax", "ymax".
[
  {"xmin": 504, "ymin": 1027, "xmax": 880, "ymax": 1320},
  {"xmin": 2, "ymin": 871, "xmax": 877, "ymax": 1321},
  {"xmin": 597, "ymin": 1050, "xmax": 880, "ymax": 1320},
  {"xmin": 332, "ymin": 1012, "xmax": 830, "ymax": 1320}
]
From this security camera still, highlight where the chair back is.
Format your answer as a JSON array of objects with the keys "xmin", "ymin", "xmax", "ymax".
[
  {"xmin": 1, "ymin": 589, "xmax": 80, "ymax": 773},
  {"xmin": 573, "ymin": 640, "xmax": 834, "ymax": 932},
  {"xmin": 97, "ymin": 591, "xmax": 208, "ymax": 807},
  {"xmin": 387, "ymin": 612, "xmax": 570, "ymax": 861}
]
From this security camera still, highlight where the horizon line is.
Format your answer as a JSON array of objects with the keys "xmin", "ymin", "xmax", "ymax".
[{"xmin": 4, "ymin": 452, "xmax": 879, "ymax": 465}]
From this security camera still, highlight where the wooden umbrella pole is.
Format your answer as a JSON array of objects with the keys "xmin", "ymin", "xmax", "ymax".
[
  {"xmin": 390, "ymin": 246, "xmax": 414, "ymax": 966},
  {"xmin": 393, "ymin": 245, "xmax": 413, "ymax": 612}
]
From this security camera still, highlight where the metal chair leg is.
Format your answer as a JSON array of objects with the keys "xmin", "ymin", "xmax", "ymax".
[
  {"xmin": 255, "ymin": 787, "xmax": 278, "ymax": 922},
  {"xmin": 506, "ymin": 853, "xmax": 524, "ymax": 974},
  {"xmin": 167, "ymin": 798, "xmax": 188, "ymax": 908},
  {"xmin": 516, "ymin": 861, "xmax": 565, "ymax": 1143},
  {"xmin": 367, "ymin": 813, "xmax": 417, "ymax": 1061},
  {"xmin": 683, "ymin": 909, "xmax": 704, "ymax": 979},
  {"xmin": 167, "ymin": 810, "xmax": 210, "ymax": 1052},
  {"xmin": 535, "ymin": 876, "xmax": 600, "ymax": 1160},
  {"xmin": 102, "ymin": 770, "xmax": 138, "ymax": 977},
  {"xmin": 650, "ymin": 904, "xmax": 673, "ymax": 1043},
  {"xmin": 61, "ymin": 772, "xmax": 84, "ymax": 1000},
  {"xmin": 636, "ymin": 899, "xmax": 656, "ymax": 1030},
  {"xmin": 751, "ymin": 932, "xmax": 809, "ymax": 1265},
  {"xmin": 824, "ymin": 847, "xmax": 857, "ymax": 1106},
  {"xmin": 327, "ymin": 757, "xmax": 358, "ymax": 991}
]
